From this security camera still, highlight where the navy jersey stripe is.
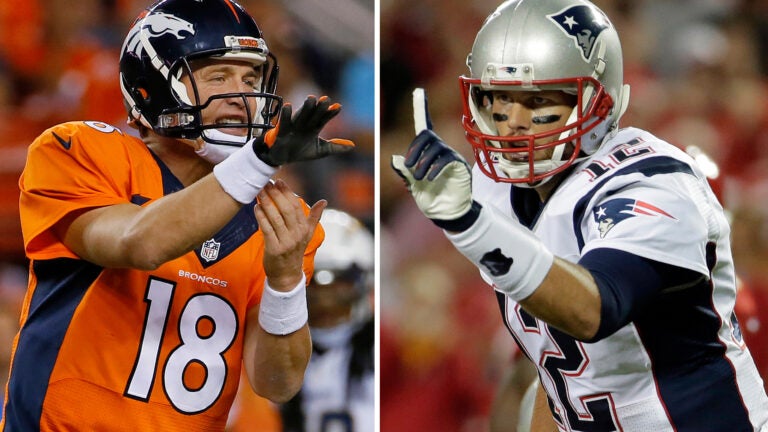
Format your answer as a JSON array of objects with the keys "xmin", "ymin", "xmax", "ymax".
[
  {"xmin": 633, "ymin": 239, "xmax": 752, "ymax": 429},
  {"xmin": 651, "ymin": 356, "xmax": 753, "ymax": 431},
  {"xmin": 495, "ymin": 290, "xmax": 518, "ymax": 344},
  {"xmin": 494, "ymin": 290, "xmax": 535, "ymax": 365},
  {"xmin": 4, "ymin": 258, "xmax": 102, "ymax": 430},
  {"xmin": 633, "ymin": 245, "xmax": 752, "ymax": 429},
  {"xmin": 572, "ymin": 156, "xmax": 695, "ymax": 251},
  {"xmin": 195, "ymin": 203, "xmax": 259, "ymax": 268},
  {"xmin": 510, "ymin": 186, "xmax": 544, "ymax": 229},
  {"xmin": 148, "ymin": 149, "xmax": 184, "ymax": 196}
]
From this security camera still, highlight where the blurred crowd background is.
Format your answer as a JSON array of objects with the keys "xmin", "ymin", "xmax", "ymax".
[
  {"xmin": 0, "ymin": 0, "xmax": 373, "ymax": 430},
  {"xmin": 381, "ymin": 0, "xmax": 768, "ymax": 431}
]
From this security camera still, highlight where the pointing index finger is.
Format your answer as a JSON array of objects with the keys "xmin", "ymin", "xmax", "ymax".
[{"xmin": 412, "ymin": 87, "xmax": 433, "ymax": 135}]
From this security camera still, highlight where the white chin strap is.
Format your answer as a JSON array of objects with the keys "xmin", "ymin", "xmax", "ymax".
[
  {"xmin": 496, "ymin": 157, "xmax": 564, "ymax": 188},
  {"xmin": 188, "ymin": 80, "xmax": 268, "ymax": 165},
  {"xmin": 195, "ymin": 129, "xmax": 250, "ymax": 164}
]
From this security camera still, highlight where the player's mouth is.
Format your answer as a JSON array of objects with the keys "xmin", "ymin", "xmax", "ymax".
[
  {"xmin": 496, "ymin": 141, "xmax": 531, "ymax": 162},
  {"xmin": 504, "ymin": 154, "xmax": 529, "ymax": 163},
  {"xmin": 498, "ymin": 148, "xmax": 530, "ymax": 162},
  {"xmin": 215, "ymin": 117, "xmax": 248, "ymax": 135}
]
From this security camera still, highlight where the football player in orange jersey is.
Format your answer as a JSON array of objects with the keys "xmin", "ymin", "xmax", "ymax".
[{"xmin": 1, "ymin": 0, "xmax": 354, "ymax": 431}]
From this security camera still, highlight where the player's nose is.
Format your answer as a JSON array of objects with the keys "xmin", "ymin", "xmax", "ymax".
[{"xmin": 501, "ymin": 103, "xmax": 532, "ymax": 134}]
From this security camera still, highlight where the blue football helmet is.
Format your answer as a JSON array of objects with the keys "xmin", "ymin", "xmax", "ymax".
[{"xmin": 119, "ymin": 0, "xmax": 281, "ymax": 146}]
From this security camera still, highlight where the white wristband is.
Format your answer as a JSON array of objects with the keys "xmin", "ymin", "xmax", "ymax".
[
  {"xmin": 445, "ymin": 204, "xmax": 554, "ymax": 301},
  {"xmin": 213, "ymin": 140, "xmax": 277, "ymax": 204},
  {"xmin": 258, "ymin": 274, "xmax": 308, "ymax": 335}
]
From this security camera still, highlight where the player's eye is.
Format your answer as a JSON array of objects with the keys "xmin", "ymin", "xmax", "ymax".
[
  {"xmin": 495, "ymin": 93, "xmax": 513, "ymax": 104},
  {"xmin": 243, "ymin": 78, "xmax": 259, "ymax": 89}
]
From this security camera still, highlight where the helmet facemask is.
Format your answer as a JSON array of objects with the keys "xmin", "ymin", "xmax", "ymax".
[
  {"xmin": 160, "ymin": 53, "xmax": 282, "ymax": 148},
  {"xmin": 460, "ymin": 73, "xmax": 614, "ymax": 186}
]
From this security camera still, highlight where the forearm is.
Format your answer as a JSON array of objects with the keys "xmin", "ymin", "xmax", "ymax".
[
  {"xmin": 63, "ymin": 174, "xmax": 242, "ymax": 269},
  {"xmin": 519, "ymin": 257, "xmax": 601, "ymax": 341},
  {"xmin": 245, "ymin": 308, "xmax": 311, "ymax": 402},
  {"xmin": 125, "ymin": 175, "xmax": 243, "ymax": 262},
  {"xmin": 444, "ymin": 204, "xmax": 601, "ymax": 340}
]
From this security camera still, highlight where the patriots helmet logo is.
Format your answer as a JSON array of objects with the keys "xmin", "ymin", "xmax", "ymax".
[
  {"xmin": 593, "ymin": 198, "xmax": 677, "ymax": 238},
  {"xmin": 547, "ymin": 5, "xmax": 610, "ymax": 61}
]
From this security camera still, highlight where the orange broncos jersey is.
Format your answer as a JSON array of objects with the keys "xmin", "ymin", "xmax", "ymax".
[{"xmin": 2, "ymin": 121, "xmax": 323, "ymax": 431}]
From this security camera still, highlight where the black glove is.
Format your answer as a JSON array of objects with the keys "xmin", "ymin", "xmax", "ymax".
[{"xmin": 253, "ymin": 95, "xmax": 355, "ymax": 166}]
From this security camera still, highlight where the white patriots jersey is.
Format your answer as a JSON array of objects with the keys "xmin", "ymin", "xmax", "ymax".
[
  {"xmin": 282, "ymin": 320, "xmax": 374, "ymax": 432},
  {"xmin": 471, "ymin": 128, "xmax": 768, "ymax": 431}
]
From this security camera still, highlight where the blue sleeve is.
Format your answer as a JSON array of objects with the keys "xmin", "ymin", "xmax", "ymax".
[{"xmin": 579, "ymin": 248, "xmax": 706, "ymax": 342}]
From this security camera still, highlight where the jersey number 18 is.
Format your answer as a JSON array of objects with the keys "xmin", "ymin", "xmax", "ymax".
[{"xmin": 124, "ymin": 277, "xmax": 238, "ymax": 414}]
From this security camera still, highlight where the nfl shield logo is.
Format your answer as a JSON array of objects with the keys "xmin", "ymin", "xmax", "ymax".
[{"xmin": 201, "ymin": 239, "xmax": 221, "ymax": 262}]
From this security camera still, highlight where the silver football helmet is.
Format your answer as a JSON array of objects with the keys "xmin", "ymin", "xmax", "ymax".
[{"xmin": 460, "ymin": 0, "xmax": 630, "ymax": 185}]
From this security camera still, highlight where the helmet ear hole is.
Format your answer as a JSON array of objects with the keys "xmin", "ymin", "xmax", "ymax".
[
  {"xmin": 136, "ymin": 87, "xmax": 150, "ymax": 102},
  {"xmin": 128, "ymin": 74, "xmax": 151, "ymax": 104}
]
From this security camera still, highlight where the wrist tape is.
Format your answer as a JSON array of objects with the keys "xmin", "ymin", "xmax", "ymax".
[
  {"xmin": 445, "ymin": 204, "xmax": 554, "ymax": 301},
  {"xmin": 258, "ymin": 274, "xmax": 308, "ymax": 335},
  {"xmin": 213, "ymin": 141, "xmax": 277, "ymax": 204}
]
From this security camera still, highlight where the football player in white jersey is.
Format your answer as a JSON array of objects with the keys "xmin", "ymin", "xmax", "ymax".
[
  {"xmin": 391, "ymin": 0, "xmax": 768, "ymax": 430},
  {"xmin": 280, "ymin": 209, "xmax": 374, "ymax": 432}
]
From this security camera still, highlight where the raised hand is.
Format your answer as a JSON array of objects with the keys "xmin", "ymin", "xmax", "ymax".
[
  {"xmin": 253, "ymin": 96, "xmax": 355, "ymax": 166},
  {"xmin": 391, "ymin": 88, "xmax": 473, "ymax": 223}
]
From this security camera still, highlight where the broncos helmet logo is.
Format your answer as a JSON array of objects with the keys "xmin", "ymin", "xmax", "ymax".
[
  {"xmin": 121, "ymin": 12, "xmax": 196, "ymax": 58},
  {"xmin": 547, "ymin": 5, "xmax": 610, "ymax": 61}
]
